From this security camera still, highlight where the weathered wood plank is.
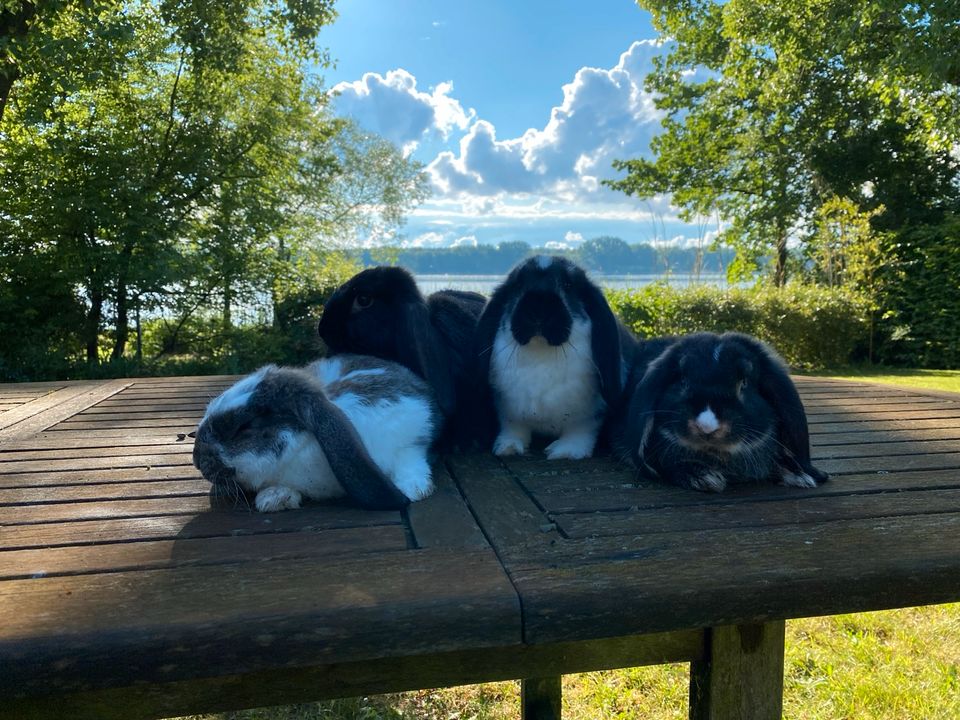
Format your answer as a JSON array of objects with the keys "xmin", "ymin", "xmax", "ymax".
[
  {"xmin": 0, "ymin": 479, "xmax": 207, "ymax": 505},
  {"xmin": 0, "ymin": 549, "xmax": 520, "ymax": 698},
  {"xmin": 407, "ymin": 465, "xmax": 489, "ymax": 549},
  {"xmin": 0, "ymin": 504, "xmax": 402, "ymax": 550},
  {"xmin": 0, "ymin": 465, "xmax": 200, "ymax": 488},
  {"xmin": 0, "ymin": 434, "xmax": 193, "ymax": 452},
  {"xmin": 0, "ymin": 630, "xmax": 704, "ymax": 720},
  {"xmin": 555, "ymin": 487, "xmax": 960, "ymax": 538},
  {"xmin": 526, "ymin": 469, "xmax": 960, "ymax": 514},
  {"xmin": 810, "ymin": 417, "xmax": 960, "ymax": 434},
  {"xmin": 806, "ymin": 401, "xmax": 958, "ymax": 417},
  {"xmin": 689, "ymin": 622, "xmax": 785, "ymax": 720},
  {"xmin": 0, "ymin": 525, "xmax": 409, "ymax": 580},
  {"xmin": 0, "ymin": 381, "xmax": 131, "ymax": 439},
  {"xmin": 506, "ymin": 514, "xmax": 960, "ymax": 644},
  {"xmin": 52, "ymin": 418, "xmax": 203, "ymax": 430},
  {"xmin": 0, "ymin": 444, "xmax": 194, "ymax": 462},
  {"xmin": 0, "ymin": 453, "xmax": 195, "ymax": 475},
  {"xmin": 809, "ymin": 407, "xmax": 960, "ymax": 424},
  {"xmin": 816, "ymin": 450, "xmax": 960, "ymax": 475},
  {"xmin": 42, "ymin": 427, "xmax": 192, "ymax": 438},
  {"xmin": 448, "ymin": 454, "xmax": 560, "ymax": 551},
  {"xmin": 62, "ymin": 409, "xmax": 206, "ymax": 421},
  {"xmin": 0, "ymin": 496, "xmax": 215, "ymax": 525}
]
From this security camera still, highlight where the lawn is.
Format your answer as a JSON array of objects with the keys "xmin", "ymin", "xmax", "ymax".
[{"xmin": 175, "ymin": 371, "xmax": 960, "ymax": 720}]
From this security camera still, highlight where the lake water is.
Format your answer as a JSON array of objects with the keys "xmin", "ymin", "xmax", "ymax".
[{"xmin": 415, "ymin": 273, "xmax": 730, "ymax": 295}]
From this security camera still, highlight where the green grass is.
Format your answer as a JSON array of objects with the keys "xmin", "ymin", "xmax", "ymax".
[
  {"xmin": 174, "ymin": 370, "xmax": 960, "ymax": 720},
  {"xmin": 805, "ymin": 367, "xmax": 960, "ymax": 394}
]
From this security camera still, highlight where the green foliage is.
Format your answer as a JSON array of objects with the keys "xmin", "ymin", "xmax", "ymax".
[
  {"xmin": 606, "ymin": 0, "xmax": 960, "ymax": 287},
  {"xmin": 0, "ymin": 1, "xmax": 428, "ymax": 381},
  {"xmin": 877, "ymin": 215, "xmax": 960, "ymax": 368},
  {"xmin": 607, "ymin": 283, "xmax": 870, "ymax": 368}
]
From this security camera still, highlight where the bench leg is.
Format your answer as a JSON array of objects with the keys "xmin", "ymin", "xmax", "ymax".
[
  {"xmin": 688, "ymin": 621, "xmax": 785, "ymax": 720},
  {"xmin": 521, "ymin": 676, "xmax": 562, "ymax": 719}
]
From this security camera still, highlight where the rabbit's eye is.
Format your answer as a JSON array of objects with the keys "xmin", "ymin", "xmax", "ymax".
[
  {"xmin": 353, "ymin": 294, "xmax": 373, "ymax": 311},
  {"xmin": 234, "ymin": 419, "xmax": 254, "ymax": 436}
]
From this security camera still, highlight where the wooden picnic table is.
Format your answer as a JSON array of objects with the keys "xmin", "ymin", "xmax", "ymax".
[{"xmin": 1, "ymin": 375, "xmax": 959, "ymax": 719}]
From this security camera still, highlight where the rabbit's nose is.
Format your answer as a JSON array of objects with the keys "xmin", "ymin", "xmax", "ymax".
[{"xmin": 694, "ymin": 407, "xmax": 720, "ymax": 435}]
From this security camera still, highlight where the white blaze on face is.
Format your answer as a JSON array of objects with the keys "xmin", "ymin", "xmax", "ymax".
[{"xmin": 695, "ymin": 406, "xmax": 720, "ymax": 434}]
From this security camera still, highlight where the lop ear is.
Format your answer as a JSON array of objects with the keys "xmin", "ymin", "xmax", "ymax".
[
  {"xmin": 736, "ymin": 335, "xmax": 828, "ymax": 482},
  {"xmin": 623, "ymin": 346, "xmax": 678, "ymax": 469},
  {"xmin": 580, "ymin": 281, "xmax": 623, "ymax": 405},
  {"xmin": 298, "ymin": 389, "xmax": 410, "ymax": 510},
  {"xmin": 396, "ymin": 302, "xmax": 457, "ymax": 417}
]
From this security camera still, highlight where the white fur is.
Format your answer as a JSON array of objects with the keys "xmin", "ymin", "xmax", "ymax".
[
  {"xmin": 695, "ymin": 406, "xmax": 720, "ymax": 434},
  {"xmin": 780, "ymin": 469, "xmax": 818, "ymax": 488},
  {"xmin": 535, "ymin": 254, "xmax": 554, "ymax": 270},
  {"xmin": 490, "ymin": 316, "xmax": 604, "ymax": 459},
  {"xmin": 203, "ymin": 357, "xmax": 437, "ymax": 510},
  {"xmin": 331, "ymin": 392, "xmax": 435, "ymax": 501},
  {"xmin": 202, "ymin": 366, "xmax": 272, "ymax": 420},
  {"xmin": 312, "ymin": 357, "xmax": 344, "ymax": 386},
  {"xmin": 231, "ymin": 429, "xmax": 344, "ymax": 511}
]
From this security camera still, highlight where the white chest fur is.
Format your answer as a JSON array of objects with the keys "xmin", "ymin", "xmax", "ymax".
[{"xmin": 490, "ymin": 316, "xmax": 605, "ymax": 437}]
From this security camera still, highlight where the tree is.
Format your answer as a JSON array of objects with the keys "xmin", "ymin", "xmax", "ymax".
[
  {"xmin": 1, "ymin": 0, "xmax": 429, "ymax": 377},
  {"xmin": 606, "ymin": 0, "xmax": 959, "ymax": 286}
]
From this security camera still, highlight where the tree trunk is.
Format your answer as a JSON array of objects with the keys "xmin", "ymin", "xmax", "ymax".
[
  {"xmin": 111, "ymin": 245, "xmax": 134, "ymax": 361},
  {"xmin": 222, "ymin": 281, "xmax": 233, "ymax": 330},
  {"xmin": 86, "ymin": 280, "xmax": 104, "ymax": 365},
  {"xmin": 774, "ymin": 223, "xmax": 788, "ymax": 287}
]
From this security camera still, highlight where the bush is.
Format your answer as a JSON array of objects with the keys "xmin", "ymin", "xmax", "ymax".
[
  {"xmin": 607, "ymin": 283, "xmax": 870, "ymax": 369},
  {"xmin": 876, "ymin": 215, "xmax": 960, "ymax": 369}
]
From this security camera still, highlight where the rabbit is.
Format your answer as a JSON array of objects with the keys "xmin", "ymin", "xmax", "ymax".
[
  {"xmin": 316, "ymin": 266, "xmax": 486, "ymax": 422},
  {"xmin": 192, "ymin": 354, "xmax": 440, "ymax": 512},
  {"xmin": 473, "ymin": 255, "xmax": 633, "ymax": 460},
  {"xmin": 612, "ymin": 331, "xmax": 829, "ymax": 492}
]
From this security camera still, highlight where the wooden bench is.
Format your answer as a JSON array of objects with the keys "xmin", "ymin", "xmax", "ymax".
[{"xmin": 1, "ymin": 376, "xmax": 959, "ymax": 719}]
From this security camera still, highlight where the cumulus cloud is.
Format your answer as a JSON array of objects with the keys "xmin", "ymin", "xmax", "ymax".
[
  {"xmin": 427, "ymin": 40, "xmax": 667, "ymax": 202},
  {"xmin": 451, "ymin": 235, "xmax": 478, "ymax": 248},
  {"xmin": 331, "ymin": 70, "xmax": 474, "ymax": 153},
  {"xmin": 564, "ymin": 231, "xmax": 585, "ymax": 245}
]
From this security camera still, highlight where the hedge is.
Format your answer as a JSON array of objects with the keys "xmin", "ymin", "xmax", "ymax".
[{"xmin": 606, "ymin": 283, "xmax": 871, "ymax": 369}]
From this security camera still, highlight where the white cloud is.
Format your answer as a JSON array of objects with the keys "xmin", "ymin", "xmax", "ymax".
[
  {"xmin": 564, "ymin": 231, "xmax": 584, "ymax": 245},
  {"xmin": 331, "ymin": 70, "xmax": 474, "ymax": 153},
  {"xmin": 427, "ymin": 40, "xmax": 666, "ymax": 201},
  {"xmin": 406, "ymin": 231, "xmax": 449, "ymax": 248},
  {"xmin": 451, "ymin": 235, "xmax": 478, "ymax": 248},
  {"xmin": 544, "ymin": 241, "xmax": 570, "ymax": 250}
]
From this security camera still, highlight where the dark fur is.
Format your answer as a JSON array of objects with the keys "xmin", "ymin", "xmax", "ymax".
[
  {"xmin": 470, "ymin": 256, "xmax": 629, "ymax": 445},
  {"xmin": 612, "ymin": 332, "xmax": 828, "ymax": 491},
  {"xmin": 193, "ymin": 367, "xmax": 409, "ymax": 510},
  {"xmin": 317, "ymin": 267, "xmax": 484, "ymax": 421}
]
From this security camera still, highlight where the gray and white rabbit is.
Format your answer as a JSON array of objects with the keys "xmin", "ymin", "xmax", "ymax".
[
  {"xmin": 472, "ymin": 255, "xmax": 632, "ymax": 460},
  {"xmin": 611, "ymin": 331, "xmax": 829, "ymax": 492},
  {"xmin": 192, "ymin": 355, "xmax": 440, "ymax": 512}
]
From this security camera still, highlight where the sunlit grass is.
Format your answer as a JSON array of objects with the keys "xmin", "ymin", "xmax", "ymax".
[
  {"xmin": 805, "ymin": 367, "xmax": 960, "ymax": 394},
  {"xmin": 174, "ymin": 370, "xmax": 960, "ymax": 720}
]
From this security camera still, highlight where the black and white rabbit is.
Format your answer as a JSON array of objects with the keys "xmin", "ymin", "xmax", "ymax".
[
  {"xmin": 317, "ymin": 266, "xmax": 485, "ymax": 420},
  {"xmin": 613, "ymin": 331, "xmax": 829, "ymax": 492},
  {"xmin": 192, "ymin": 355, "xmax": 440, "ymax": 512},
  {"xmin": 474, "ymin": 255, "xmax": 630, "ymax": 460}
]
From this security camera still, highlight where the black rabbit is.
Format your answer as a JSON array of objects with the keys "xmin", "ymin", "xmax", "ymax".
[
  {"xmin": 612, "ymin": 331, "xmax": 829, "ymax": 492},
  {"xmin": 317, "ymin": 266, "xmax": 485, "ymax": 422},
  {"xmin": 473, "ymin": 255, "xmax": 633, "ymax": 459}
]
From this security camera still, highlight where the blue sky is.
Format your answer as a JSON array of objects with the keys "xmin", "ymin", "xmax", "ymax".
[{"xmin": 319, "ymin": 1, "xmax": 713, "ymax": 249}]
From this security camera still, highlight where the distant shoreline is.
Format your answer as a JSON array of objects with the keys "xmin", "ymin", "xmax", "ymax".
[{"xmin": 415, "ymin": 273, "xmax": 730, "ymax": 294}]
